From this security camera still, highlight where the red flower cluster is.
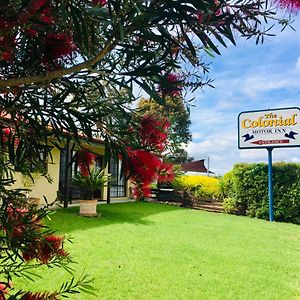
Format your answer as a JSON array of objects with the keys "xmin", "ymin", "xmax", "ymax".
[
  {"xmin": 1, "ymin": 127, "xmax": 11, "ymax": 144},
  {"xmin": 0, "ymin": 34, "xmax": 15, "ymax": 62},
  {"xmin": 125, "ymin": 114, "xmax": 175, "ymax": 200},
  {"xmin": 3, "ymin": 204, "xmax": 67, "ymax": 264},
  {"xmin": 160, "ymin": 73, "xmax": 183, "ymax": 98},
  {"xmin": 127, "ymin": 150, "xmax": 175, "ymax": 200},
  {"xmin": 76, "ymin": 149, "xmax": 96, "ymax": 176},
  {"xmin": 0, "ymin": 1, "xmax": 78, "ymax": 65},
  {"xmin": 1, "ymin": 126, "xmax": 21, "ymax": 148},
  {"xmin": 0, "ymin": 281, "xmax": 12, "ymax": 300},
  {"xmin": 127, "ymin": 148, "xmax": 161, "ymax": 198},
  {"xmin": 92, "ymin": 0, "xmax": 108, "ymax": 5},
  {"xmin": 5, "ymin": 206, "xmax": 35, "ymax": 238},
  {"xmin": 44, "ymin": 33, "xmax": 76, "ymax": 60},
  {"xmin": 22, "ymin": 235, "xmax": 68, "ymax": 264},
  {"xmin": 276, "ymin": 0, "xmax": 300, "ymax": 12},
  {"xmin": 28, "ymin": 0, "xmax": 54, "ymax": 25},
  {"xmin": 139, "ymin": 115, "xmax": 170, "ymax": 151}
]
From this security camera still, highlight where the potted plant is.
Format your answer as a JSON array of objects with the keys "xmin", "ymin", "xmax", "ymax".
[{"xmin": 72, "ymin": 168, "xmax": 110, "ymax": 217}]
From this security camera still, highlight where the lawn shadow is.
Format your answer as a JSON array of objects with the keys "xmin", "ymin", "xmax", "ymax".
[{"xmin": 47, "ymin": 201, "xmax": 183, "ymax": 234}]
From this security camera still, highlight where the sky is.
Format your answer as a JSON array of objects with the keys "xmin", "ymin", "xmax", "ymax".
[{"xmin": 186, "ymin": 14, "xmax": 300, "ymax": 175}]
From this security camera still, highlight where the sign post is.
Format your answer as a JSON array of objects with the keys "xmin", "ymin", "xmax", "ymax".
[
  {"xmin": 267, "ymin": 147, "xmax": 274, "ymax": 222},
  {"xmin": 238, "ymin": 107, "xmax": 300, "ymax": 222}
]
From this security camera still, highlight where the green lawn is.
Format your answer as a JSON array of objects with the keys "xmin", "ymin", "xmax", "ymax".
[{"xmin": 17, "ymin": 202, "xmax": 300, "ymax": 300}]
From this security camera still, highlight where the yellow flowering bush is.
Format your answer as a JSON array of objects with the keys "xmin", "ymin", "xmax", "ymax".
[{"xmin": 173, "ymin": 175, "xmax": 221, "ymax": 199}]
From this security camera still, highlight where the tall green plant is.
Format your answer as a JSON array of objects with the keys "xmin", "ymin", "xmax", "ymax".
[
  {"xmin": 73, "ymin": 169, "xmax": 110, "ymax": 199},
  {"xmin": 223, "ymin": 163, "xmax": 300, "ymax": 223}
]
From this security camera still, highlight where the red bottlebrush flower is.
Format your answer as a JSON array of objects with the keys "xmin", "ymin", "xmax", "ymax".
[
  {"xmin": 213, "ymin": 0, "xmax": 222, "ymax": 16},
  {"xmin": 1, "ymin": 51, "xmax": 12, "ymax": 61},
  {"xmin": 127, "ymin": 149, "xmax": 162, "ymax": 182},
  {"xmin": 160, "ymin": 73, "xmax": 183, "ymax": 98},
  {"xmin": 0, "ymin": 35, "xmax": 15, "ymax": 62},
  {"xmin": 141, "ymin": 183, "xmax": 152, "ymax": 198},
  {"xmin": 2, "ymin": 127, "xmax": 11, "ymax": 136},
  {"xmin": 125, "ymin": 148, "xmax": 164, "ymax": 200},
  {"xmin": 28, "ymin": 0, "xmax": 54, "ymax": 24},
  {"xmin": 139, "ymin": 115, "xmax": 170, "ymax": 151},
  {"xmin": 26, "ymin": 28, "xmax": 39, "ymax": 38},
  {"xmin": 0, "ymin": 283, "xmax": 8, "ymax": 294},
  {"xmin": 276, "ymin": 0, "xmax": 300, "ymax": 12},
  {"xmin": 22, "ymin": 243, "xmax": 39, "ymax": 262},
  {"xmin": 0, "ymin": 18, "xmax": 11, "ymax": 30},
  {"xmin": 4, "ymin": 205, "xmax": 27, "ymax": 238},
  {"xmin": 196, "ymin": 12, "xmax": 203, "ymax": 23},
  {"xmin": 39, "ymin": 235, "xmax": 65, "ymax": 264},
  {"xmin": 44, "ymin": 235, "xmax": 64, "ymax": 250},
  {"xmin": 39, "ymin": 8, "xmax": 55, "ymax": 24},
  {"xmin": 92, "ymin": 0, "xmax": 108, "ymax": 5},
  {"xmin": 23, "ymin": 235, "xmax": 67, "ymax": 264},
  {"xmin": 44, "ymin": 33, "xmax": 76, "ymax": 59},
  {"xmin": 76, "ymin": 150, "xmax": 96, "ymax": 176},
  {"xmin": 31, "ymin": 0, "xmax": 49, "ymax": 11},
  {"xmin": 0, "ymin": 281, "xmax": 12, "ymax": 299},
  {"xmin": 22, "ymin": 291, "xmax": 59, "ymax": 300},
  {"xmin": 132, "ymin": 183, "xmax": 152, "ymax": 200}
]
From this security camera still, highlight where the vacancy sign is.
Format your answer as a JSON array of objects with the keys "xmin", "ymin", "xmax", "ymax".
[{"xmin": 238, "ymin": 107, "xmax": 300, "ymax": 149}]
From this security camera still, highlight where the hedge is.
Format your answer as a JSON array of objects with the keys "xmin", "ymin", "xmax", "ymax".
[
  {"xmin": 172, "ymin": 175, "xmax": 221, "ymax": 199},
  {"xmin": 223, "ymin": 162, "xmax": 300, "ymax": 224}
]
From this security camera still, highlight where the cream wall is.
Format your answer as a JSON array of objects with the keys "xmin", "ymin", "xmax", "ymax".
[
  {"xmin": 10, "ymin": 142, "xmax": 131, "ymax": 204},
  {"xmin": 11, "ymin": 147, "xmax": 61, "ymax": 205}
]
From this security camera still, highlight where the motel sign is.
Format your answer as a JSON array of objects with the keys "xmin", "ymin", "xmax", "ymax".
[
  {"xmin": 238, "ymin": 107, "xmax": 300, "ymax": 149},
  {"xmin": 238, "ymin": 107, "xmax": 300, "ymax": 222}
]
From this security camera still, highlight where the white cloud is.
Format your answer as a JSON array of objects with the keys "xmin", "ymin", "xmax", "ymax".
[
  {"xmin": 216, "ymin": 99, "xmax": 240, "ymax": 110},
  {"xmin": 296, "ymin": 56, "xmax": 300, "ymax": 70},
  {"xmin": 186, "ymin": 131, "xmax": 239, "ymax": 174},
  {"xmin": 192, "ymin": 132, "xmax": 204, "ymax": 139},
  {"xmin": 239, "ymin": 149, "xmax": 268, "ymax": 161}
]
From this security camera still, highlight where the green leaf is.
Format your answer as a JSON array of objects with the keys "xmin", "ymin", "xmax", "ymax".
[{"xmin": 134, "ymin": 79, "xmax": 165, "ymax": 105}]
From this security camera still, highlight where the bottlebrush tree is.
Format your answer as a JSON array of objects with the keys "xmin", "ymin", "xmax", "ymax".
[
  {"xmin": 123, "ymin": 114, "xmax": 175, "ymax": 200},
  {"xmin": 0, "ymin": 0, "xmax": 297, "ymax": 298}
]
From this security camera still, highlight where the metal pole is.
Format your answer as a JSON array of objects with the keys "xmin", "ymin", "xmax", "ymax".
[
  {"xmin": 107, "ymin": 157, "xmax": 111, "ymax": 204},
  {"xmin": 267, "ymin": 147, "xmax": 274, "ymax": 222},
  {"xmin": 207, "ymin": 157, "xmax": 210, "ymax": 177}
]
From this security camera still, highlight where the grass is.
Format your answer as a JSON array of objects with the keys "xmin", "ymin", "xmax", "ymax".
[{"xmin": 16, "ymin": 202, "xmax": 300, "ymax": 300}]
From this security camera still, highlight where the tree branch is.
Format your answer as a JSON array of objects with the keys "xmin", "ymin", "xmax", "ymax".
[{"xmin": 0, "ymin": 37, "xmax": 117, "ymax": 89}]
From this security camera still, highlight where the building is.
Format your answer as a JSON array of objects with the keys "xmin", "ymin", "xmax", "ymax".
[
  {"xmin": 180, "ymin": 159, "xmax": 214, "ymax": 175},
  {"xmin": 11, "ymin": 138, "xmax": 130, "ymax": 207}
]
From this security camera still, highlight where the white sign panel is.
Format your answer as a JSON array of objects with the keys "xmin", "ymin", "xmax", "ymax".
[{"xmin": 238, "ymin": 107, "xmax": 300, "ymax": 149}]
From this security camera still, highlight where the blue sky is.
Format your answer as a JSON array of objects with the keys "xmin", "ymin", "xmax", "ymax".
[{"xmin": 186, "ymin": 15, "xmax": 300, "ymax": 175}]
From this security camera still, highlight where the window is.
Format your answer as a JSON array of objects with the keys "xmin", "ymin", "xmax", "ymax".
[{"xmin": 109, "ymin": 157, "xmax": 126, "ymax": 198}]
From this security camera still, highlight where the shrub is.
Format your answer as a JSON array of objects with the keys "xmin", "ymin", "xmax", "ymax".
[
  {"xmin": 172, "ymin": 175, "xmax": 221, "ymax": 199},
  {"xmin": 223, "ymin": 162, "xmax": 300, "ymax": 224}
]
